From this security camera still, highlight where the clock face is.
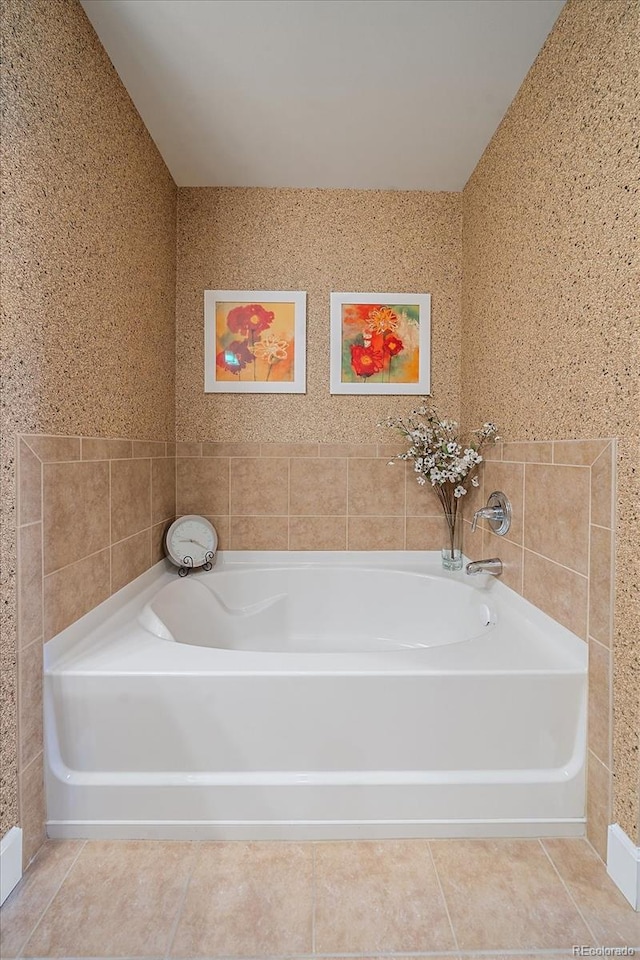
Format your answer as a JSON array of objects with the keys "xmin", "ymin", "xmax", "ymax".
[{"xmin": 165, "ymin": 516, "xmax": 217, "ymax": 568}]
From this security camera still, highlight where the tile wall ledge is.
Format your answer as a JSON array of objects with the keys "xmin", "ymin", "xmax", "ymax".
[
  {"xmin": 488, "ymin": 437, "xmax": 614, "ymax": 466},
  {"xmin": 18, "ymin": 435, "xmax": 175, "ymax": 462}
]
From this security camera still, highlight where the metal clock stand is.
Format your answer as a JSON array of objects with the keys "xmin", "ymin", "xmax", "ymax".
[{"xmin": 178, "ymin": 551, "xmax": 215, "ymax": 577}]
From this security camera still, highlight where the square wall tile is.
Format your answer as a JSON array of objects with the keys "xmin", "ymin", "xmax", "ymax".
[
  {"xmin": 290, "ymin": 458, "xmax": 347, "ymax": 516},
  {"xmin": 44, "ymin": 549, "xmax": 110, "ymax": 640},
  {"xmin": 177, "ymin": 457, "xmax": 229, "ymax": 516},
  {"xmin": 230, "ymin": 458, "xmax": 288, "ymax": 516},
  {"xmin": 348, "ymin": 458, "xmax": 405, "ymax": 516},
  {"xmin": 43, "ymin": 461, "xmax": 110, "ymax": 574},
  {"xmin": 111, "ymin": 459, "xmax": 152, "ymax": 543},
  {"xmin": 524, "ymin": 463, "xmax": 590, "ymax": 575},
  {"xmin": 523, "ymin": 550, "xmax": 588, "ymax": 638}
]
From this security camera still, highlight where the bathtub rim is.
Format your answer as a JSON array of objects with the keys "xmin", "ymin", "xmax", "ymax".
[{"xmin": 45, "ymin": 550, "xmax": 588, "ymax": 676}]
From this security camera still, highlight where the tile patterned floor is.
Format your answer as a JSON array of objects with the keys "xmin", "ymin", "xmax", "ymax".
[{"xmin": 1, "ymin": 837, "xmax": 638, "ymax": 959}]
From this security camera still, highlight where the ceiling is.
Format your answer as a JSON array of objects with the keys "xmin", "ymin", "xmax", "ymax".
[{"xmin": 80, "ymin": 0, "xmax": 565, "ymax": 191}]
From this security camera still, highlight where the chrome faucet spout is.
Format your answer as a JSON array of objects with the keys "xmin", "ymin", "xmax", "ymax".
[{"xmin": 466, "ymin": 558, "xmax": 503, "ymax": 576}]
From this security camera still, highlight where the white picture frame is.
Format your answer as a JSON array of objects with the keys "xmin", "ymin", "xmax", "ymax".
[
  {"xmin": 330, "ymin": 291, "xmax": 431, "ymax": 395},
  {"xmin": 204, "ymin": 290, "xmax": 306, "ymax": 393}
]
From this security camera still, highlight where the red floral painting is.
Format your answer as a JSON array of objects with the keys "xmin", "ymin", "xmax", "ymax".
[
  {"xmin": 205, "ymin": 291, "xmax": 306, "ymax": 394},
  {"xmin": 330, "ymin": 293, "xmax": 431, "ymax": 395}
]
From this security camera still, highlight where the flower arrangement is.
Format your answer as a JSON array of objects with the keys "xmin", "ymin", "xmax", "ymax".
[{"xmin": 381, "ymin": 404, "xmax": 499, "ymax": 568}]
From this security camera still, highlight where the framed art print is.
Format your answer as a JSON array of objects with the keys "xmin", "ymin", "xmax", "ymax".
[
  {"xmin": 205, "ymin": 290, "xmax": 306, "ymax": 393},
  {"xmin": 330, "ymin": 292, "xmax": 431, "ymax": 395}
]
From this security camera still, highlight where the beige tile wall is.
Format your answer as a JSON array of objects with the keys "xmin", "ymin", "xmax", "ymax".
[
  {"xmin": 175, "ymin": 441, "xmax": 450, "ymax": 552},
  {"xmin": 463, "ymin": 439, "xmax": 615, "ymax": 859},
  {"xmin": 16, "ymin": 435, "xmax": 176, "ymax": 864}
]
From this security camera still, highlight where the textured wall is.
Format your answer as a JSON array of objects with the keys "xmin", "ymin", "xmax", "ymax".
[
  {"xmin": 461, "ymin": 0, "xmax": 639, "ymax": 840},
  {"xmin": 0, "ymin": 0, "xmax": 177, "ymax": 839},
  {"xmin": 176, "ymin": 188, "xmax": 462, "ymax": 442}
]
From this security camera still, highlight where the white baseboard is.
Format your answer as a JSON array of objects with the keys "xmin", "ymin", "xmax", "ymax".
[
  {"xmin": 607, "ymin": 823, "xmax": 640, "ymax": 910},
  {"xmin": 0, "ymin": 827, "xmax": 23, "ymax": 905}
]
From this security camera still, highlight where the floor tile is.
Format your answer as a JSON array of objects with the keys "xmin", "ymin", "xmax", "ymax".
[
  {"xmin": 430, "ymin": 838, "xmax": 594, "ymax": 950},
  {"xmin": 314, "ymin": 840, "xmax": 456, "ymax": 954},
  {"xmin": 0, "ymin": 841, "xmax": 83, "ymax": 958},
  {"xmin": 543, "ymin": 838, "xmax": 640, "ymax": 947},
  {"xmin": 169, "ymin": 841, "xmax": 313, "ymax": 957},
  {"xmin": 22, "ymin": 840, "xmax": 193, "ymax": 957}
]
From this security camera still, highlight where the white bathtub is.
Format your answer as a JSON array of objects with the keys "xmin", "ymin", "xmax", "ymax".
[{"xmin": 44, "ymin": 551, "xmax": 587, "ymax": 840}]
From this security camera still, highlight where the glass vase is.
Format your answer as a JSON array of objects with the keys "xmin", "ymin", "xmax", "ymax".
[{"xmin": 441, "ymin": 510, "xmax": 463, "ymax": 571}]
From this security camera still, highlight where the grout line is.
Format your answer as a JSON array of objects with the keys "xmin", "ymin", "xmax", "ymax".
[
  {"xmin": 163, "ymin": 844, "xmax": 198, "ymax": 959},
  {"xmin": 42, "ymin": 544, "xmax": 111, "ymax": 581},
  {"xmin": 16, "ymin": 518, "xmax": 43, "ymax": 531},
  {"xmin": 427, "ymin": 841, "xmax": 460, "ymax": 952},
  {"xmin": 521, "ymin": 545, "xmax": 589, "ymax": 581},
  {"xmin": 14, "ymin": 838, "xmax": 87, "ymax": 958},
  {"xmin": 589, "ymin": 521, "xmax": 613, "ymax": 532},
  {"xmin": 538, "ymin": 839, "xmax": 599, "ymax": 945}
]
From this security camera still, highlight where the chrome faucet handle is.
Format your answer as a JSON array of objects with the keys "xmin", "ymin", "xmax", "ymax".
[
  {"xmin": 470, "ymin": 491, "xmax": 512, "ymax": 536},
  {"xmin": 471, "ymin": 506, "xmax": 503, "ymax": 533}
]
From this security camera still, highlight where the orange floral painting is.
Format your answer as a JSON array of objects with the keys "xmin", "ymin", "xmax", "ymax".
[
  {"xmin": 205, "ymin": 291, "xmax": 306, "ymax": 393},
  {"xmin": 330, "ymin": 293, "xmax": 431, "ymax": 395}
]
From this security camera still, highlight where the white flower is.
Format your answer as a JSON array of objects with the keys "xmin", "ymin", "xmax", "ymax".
[
  {"xmin": 471, "ymin": 476, "xmax": 480, "ymax": 487},
  {"xmin": 454, "ymin": 485, "xmax": 467, "ymax": 498}
]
